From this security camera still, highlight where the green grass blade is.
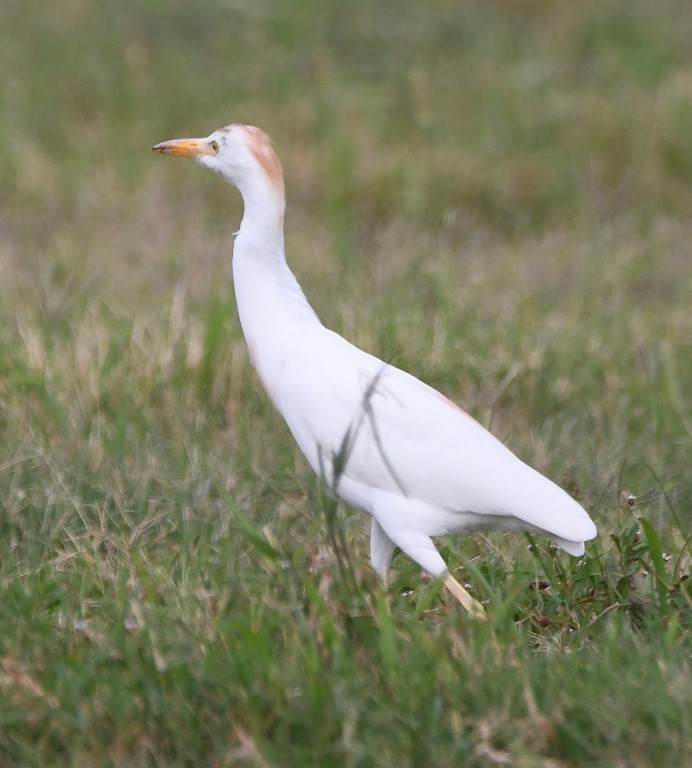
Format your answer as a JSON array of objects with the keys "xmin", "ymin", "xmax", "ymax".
[
  {"xmin": 639, "ymin": 517, "xmax": 669, "ymax": 613},
  {"xmin": 215, "ymin": 482, "xmax": 281, "ymax": 562}
]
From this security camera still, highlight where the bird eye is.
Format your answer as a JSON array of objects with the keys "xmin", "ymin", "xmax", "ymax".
[{"xmin": 210, "ymin": 140, "xmax": 219, "ymax": 154}]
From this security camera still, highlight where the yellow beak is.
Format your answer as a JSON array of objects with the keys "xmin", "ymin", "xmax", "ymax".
[{"xmin": 151, "ymin": 138, "xmax": 213, "ymax": 158}]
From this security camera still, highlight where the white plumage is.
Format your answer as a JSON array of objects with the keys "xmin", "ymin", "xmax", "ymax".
[{"xmin": 153, "ymin": 124, "xmax": 597, "ymax": 617}]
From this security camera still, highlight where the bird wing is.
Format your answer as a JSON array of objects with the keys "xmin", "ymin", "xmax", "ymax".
[{"xmin": 276, "ymin": 328, "xmax": 596, "ymax": 543}]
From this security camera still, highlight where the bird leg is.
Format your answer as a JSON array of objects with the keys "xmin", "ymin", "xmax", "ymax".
[{"xmin": 443, "ymin": 574, "xmax": 487, "ymax": 619}]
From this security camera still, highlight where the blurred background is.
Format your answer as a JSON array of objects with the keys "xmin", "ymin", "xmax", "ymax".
[{"xmin": 3, "ymin": 0, "xmax": 691, "ymax": 290}]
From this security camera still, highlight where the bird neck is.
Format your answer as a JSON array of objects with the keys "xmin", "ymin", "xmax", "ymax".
[
  {"xmin": 237, "ymin": 179, "xmax": 286, "ymax": 252},
  {"xmin": 231, "ymin": 185, "xmax": 322, "ymax": 402}
]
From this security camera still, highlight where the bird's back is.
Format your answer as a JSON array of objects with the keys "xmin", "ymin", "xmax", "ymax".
[{"xmin": 275, "ymin": 327, "xmax": 596, "ymax": 550}]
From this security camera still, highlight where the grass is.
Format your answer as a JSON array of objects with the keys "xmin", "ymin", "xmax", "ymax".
[{"xmin": 0, "ymin": 0, "xmax": 690, "ymax": 765}]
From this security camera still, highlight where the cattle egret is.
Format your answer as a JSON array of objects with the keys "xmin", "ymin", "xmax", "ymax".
[{"xmin": 153, "ymin": 124, "xmax": 597, "ymax": 618}]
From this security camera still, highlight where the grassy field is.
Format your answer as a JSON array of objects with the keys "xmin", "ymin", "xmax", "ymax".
[{"xmin": 1, "ymin": 0, "xmax": 690, "ymax": 765}]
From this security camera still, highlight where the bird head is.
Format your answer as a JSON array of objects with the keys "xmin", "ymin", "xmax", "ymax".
[{"xmin": 152, "ymin": 123, "xmax": 284, "ymax": 200}]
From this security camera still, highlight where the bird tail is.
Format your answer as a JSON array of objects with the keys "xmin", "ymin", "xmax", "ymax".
[{"xmin": 551, "ymin": 536, "xmax": 586, "ymax": 556}]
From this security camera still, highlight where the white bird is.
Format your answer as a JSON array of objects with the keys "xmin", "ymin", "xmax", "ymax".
[{"xmin": 153, "ymin": 124, "xmax": 597, "ymax": 618}]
